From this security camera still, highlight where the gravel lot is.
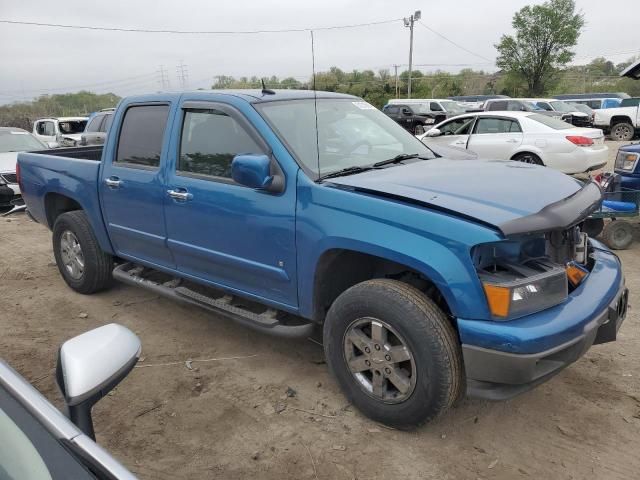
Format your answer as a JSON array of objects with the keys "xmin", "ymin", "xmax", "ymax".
[{"xmin": 1, "ymin": 141, "xmax": 639, "ymax": 480}]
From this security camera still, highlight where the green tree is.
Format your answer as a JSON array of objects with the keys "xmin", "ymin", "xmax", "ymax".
[{"xmin": 495, "ymin": 0, "xmax": 584, "ymax": 95}]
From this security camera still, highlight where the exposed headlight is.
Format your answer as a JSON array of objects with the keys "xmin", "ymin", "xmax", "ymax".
[
  {"xmin": 474, "ymin": 240, "xmax": 569, "ymax": 320},
  {"xmin": 615, "ymin": 151, "xmax": 639, "ymax": 171}
]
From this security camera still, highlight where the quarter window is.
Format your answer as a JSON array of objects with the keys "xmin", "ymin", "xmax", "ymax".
[
  {"xmin": 115, "ymin": 105, "xmax": 169, "ymax": 168},
  {"xmin": 178, "ymin": 108, "xmax": 264, "ymax": 179}
]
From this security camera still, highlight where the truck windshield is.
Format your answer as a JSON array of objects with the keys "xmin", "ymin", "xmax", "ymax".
[
  {"xmin": 550, "ymin": 101, "xmax": 574, "ymax": 113},
  {"xmin": 255, "ymin": 99, "xmax": 434, "ymax": 179},
  {"xmin": 0, "ymin": 131, "xmax": 46, "ymax": 153}
]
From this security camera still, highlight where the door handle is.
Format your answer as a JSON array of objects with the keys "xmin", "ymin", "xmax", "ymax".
[
  {"xmin": 167, "ymin": 189, "xmax": 193, "ymax": 201},
  {"xmin": 506, "ymin": 139, "xmax": 519, "ymax": 143},
  {"xmin": 105, "ymin": 177, "xmax": 121, "ymax": 188},
  {"xmin": 453, "ymin": 140, "xmax": 466, "ymax": 145}
]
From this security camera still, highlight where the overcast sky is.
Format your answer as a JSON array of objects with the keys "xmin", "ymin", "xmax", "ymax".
[{"xmin": 1, "ymin": 0, "xmax": 638, "ymax": 104}]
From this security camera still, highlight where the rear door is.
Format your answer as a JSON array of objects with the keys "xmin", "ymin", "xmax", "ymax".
[
  {"xmin": 467, "ymin": 116, "xmax": 523, "ymax": 159},
  {"xmin": 163, "ymin": 100, "xmax": 298, "ymax": 307},
  {"xmin": 100, "ymin": 103, "xmax": 175, "ymax": 267}
]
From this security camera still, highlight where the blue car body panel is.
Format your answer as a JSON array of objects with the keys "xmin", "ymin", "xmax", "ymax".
[
  {"xmin": 616, "ymin": 143, "xmax": 640, "ymax": 190},
  {"xmin": 458, "ymin": 243, "xmax": 622, "ymax": 354},
  {"xmin": 17, "ymin": 90, "xmax": 625, "ymax": 362}
]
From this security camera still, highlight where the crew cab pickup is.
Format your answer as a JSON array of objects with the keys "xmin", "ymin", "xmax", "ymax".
[{"xmin": 17, "ymin": 90, "xmax": 628, "ymax": 428}]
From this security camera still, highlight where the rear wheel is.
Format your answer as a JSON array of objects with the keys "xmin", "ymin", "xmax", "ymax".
[
  {"xmin": 602, "ymin": 220, "xmax": 634, "ymax": 250},
  {"xmin": 512, "ymin": 152, "xmax": 543, "ymax": 166},
  {"xmin": 610, "ymin": 122, "xmax": 635, "ymax": 142},
  {"xmin": 323, "ymin": 279, "xmax": 463, "ymax": 429},
  {"xmin": 53, "ymin": 210, "xmax": 114, "ymax": 294}
]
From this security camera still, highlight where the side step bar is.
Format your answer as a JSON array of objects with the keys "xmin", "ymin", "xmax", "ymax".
[{"xmin": 112, "ymin": 263, "xmax": 315, "ymax": 338}]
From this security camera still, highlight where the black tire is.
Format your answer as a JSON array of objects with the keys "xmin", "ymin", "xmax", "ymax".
[
  {"xmin": 512, "ymin": 152, "xmax": 543, "ymax": 166},
  {"xmin": 610, "ymin": 122, "xmax": 635, "ymax": 142},
  {"xmin": 52, "ymin": 210, "xmax": 114, "ymax": 294},
  {"xmin": 323, "ymin": 279, "xmax": 463, "ymax": 429},
  {"xmin": 601, "ymin": 220, "xmax": 634, "ymax": 250},
  {"xmin": 581, "ymin": 218, "xmax": 604, "ymax": 238}
]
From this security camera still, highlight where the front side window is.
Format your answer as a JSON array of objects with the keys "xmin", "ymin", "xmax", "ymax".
[
  {"xmin": 85, "ymin": 115, "xmax": 103, "ymax": 133},
  {"xmin": 474, "ymin": 118, "xmax": 522, "ymax": 134},
  {"xmin": 255, "ymin": 98, "xmax": 434, "ymax": 178},
  {"xmin": 37, "ymin": 122, "xmax": 55, "ymax": 136},
  {"xmin": 116, "ymin": 105, "xmax": 169, "ymax": 168},
  {"xmin": 179, "ymin": 108, "xmax": 264, "ymax": 179},
  {"xmin": 439, "ymin": 117, "xmax": 475, "ymax": 135},
  {"xmin": 430, "ymin": 102, "xmax": 443, "ymax": 111}
]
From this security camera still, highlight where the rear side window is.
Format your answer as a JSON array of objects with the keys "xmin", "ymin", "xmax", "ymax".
[
  {"xmin": 85, "ymin": 115, "xmax": 103, "ymax": 133},
  {"xmin": 116, "ymin": 105, "xmax": 169, "ymax": 168},
  {"xmin": 475, "ymin": 118, "xmax": 522, "ymax": 134},
  {"xmin": 178, "ymin": 108, "xmax": 264, "ymax": 179},
  {"xmin": 430, "ymin": 102, "xmax": 443, "ymax": 111}
]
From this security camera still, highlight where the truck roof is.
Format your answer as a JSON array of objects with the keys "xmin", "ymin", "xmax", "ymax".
[{"xmin": 124, "ymin": 89, "xmax": 359, "ymax": 105}]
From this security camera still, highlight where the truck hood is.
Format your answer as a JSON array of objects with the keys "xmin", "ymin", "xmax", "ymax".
[
  {"xmin": 0, "ymin": 152, "xmax": 17, "ymax": 174},
  {"xmin": 328, "ymin": 158, "xmax": 601, "ymax": 235}
]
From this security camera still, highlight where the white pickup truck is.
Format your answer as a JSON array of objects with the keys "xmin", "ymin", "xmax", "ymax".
[{"xmin": 593, "ymin": 98, "xmax": 640, "ymax": 141}]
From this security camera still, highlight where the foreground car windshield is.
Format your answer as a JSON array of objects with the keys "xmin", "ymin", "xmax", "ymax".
[
  {"xmin": 58, "ymin": 121, "xmax": 87, "ymax": 135},
  {"xmin": 440, "ymin": 101, "xmax": 466, "ymax": 114},
  {"xmin": 255, "ymin": 99, "xmax": 434, "ymax": 178},
  {"xmin": 0, "ymin": 131, "xmax": 46, "ymax": 153},
  {"xmin": 550, "ymin": 101, "xmax": 574, "ymax": 113}
]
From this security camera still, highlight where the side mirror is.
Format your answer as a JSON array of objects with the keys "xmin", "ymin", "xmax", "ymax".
[
  {"xmin": 232, "ymin": 154, "xmax": 283, "ymax": 193},
  {"xmin": 425, "ymin": 128, "xmax": 442, "ymax": 138},
  {"xmin": 56, "ymin": 324, "xmax": 141, "ymax": 440},
  {"xmin": 47, "ymin": 141, "xmax": 58, "ymax": 148},
  {"xmin": 402, "ymin": 108, "xmax": 412, "ymax": 116}
]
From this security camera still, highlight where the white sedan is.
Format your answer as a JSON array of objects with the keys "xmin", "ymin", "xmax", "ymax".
[{"xmin": 418, "ymin": 111, "xmax": 607, "ymax": 174}]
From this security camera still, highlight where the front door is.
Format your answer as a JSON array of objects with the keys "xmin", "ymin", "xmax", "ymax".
[
  {"xmin": 100, "ymin": 103, "xmax": 175, "ymax": 268},
  {"xmin": 467, "ymin": 116, "xmax": 523, "ymax": 159},
  {"xmin": 164, "ymin": 101, "xmax": 298, "ymax": 308},
  {"xmin": 424, "ymin": 116, "xmax": 475, "ymax": 149},
  {"xmin": 34, "ymin": 120, "xmax": 56, "ymax": 147}
]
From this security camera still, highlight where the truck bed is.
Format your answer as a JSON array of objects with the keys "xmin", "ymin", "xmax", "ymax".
[{"xmin": 17, "ymin": 146, "xmax": 113, "ymax": 253}]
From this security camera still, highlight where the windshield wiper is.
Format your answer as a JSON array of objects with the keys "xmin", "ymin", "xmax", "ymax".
[
  {"xmin": 372, "ymin": 153, "xmax": 425, "ymax": 167},
  {"xmin": 317, "ymin": 165, "xmax": 377, "ymax": 181}
]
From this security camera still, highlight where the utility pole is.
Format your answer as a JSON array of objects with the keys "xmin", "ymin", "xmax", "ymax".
[
  {"xmin": 393, "ymin": 64, "xmax": 399, "ymax": 98},
  {"xmin": 157, "ymin": 65, "xmax": 170, "ymax": 90},
  {"xmin": 403, "ymin": 10, "xmax": 421, "ymax": 99},
  {"xmin": 176, "ymin": 61, "xmax": 189, "ymax": 89}
]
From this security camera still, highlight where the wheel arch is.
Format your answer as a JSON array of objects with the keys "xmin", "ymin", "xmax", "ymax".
[
  {"xmin": 44, "ymin": 192, "xmax": 114, "ymax": 254},
  {"xmin": 610, "ymin": 115, "xmax": 634, "ymax": 127},
  {"xmin": 311, "ymin": 247, "xmax": 456, "ymax": 325},
  {"xmin": 510, "ymin": 150, "xmax": 544, "ymax": 165}
]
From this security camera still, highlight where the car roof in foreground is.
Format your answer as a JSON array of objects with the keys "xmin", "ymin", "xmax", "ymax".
[
  {"xmin": 0, "ymin": 127, "xmax": 29, "ymax": 133},
  {"xmin": 123, "ymin": 89, "xmax": 359, "ymax": 105}
]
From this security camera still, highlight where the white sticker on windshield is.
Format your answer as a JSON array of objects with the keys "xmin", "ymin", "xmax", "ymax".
[{"xmin": 352, "ymin": 101, "xmax": 375, "ymax": 110}]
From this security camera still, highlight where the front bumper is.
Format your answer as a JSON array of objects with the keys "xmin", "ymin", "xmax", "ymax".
[{"xmin": 458, "ymin": 243, "xmax": 627, "ymax": 400}]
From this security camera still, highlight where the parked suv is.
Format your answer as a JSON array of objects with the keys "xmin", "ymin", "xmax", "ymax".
[
  {"xmin": 81, "ymin": 110, "xmax": 114, "ymax": 146},
  {"xmin": 484, "ymin": 99, "xmax": 565, "ymax": 120},
  {"xmin": 383, "ymin": 99, "xmax": 465, "ymax": 134},
  {"xmin": 33, "ymin": 117, "xmax": 88, "ymax": 148},
  {"xmin": 526, "ymin": 98, "xmax": 592, "ymax": 127}
]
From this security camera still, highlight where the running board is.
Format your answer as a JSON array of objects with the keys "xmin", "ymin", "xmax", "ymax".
[{"xmin": 112, "ymin": 263, "xmax": 314, "ymax": 338}]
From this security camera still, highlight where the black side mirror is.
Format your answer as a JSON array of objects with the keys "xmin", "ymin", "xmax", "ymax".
[{"xmin": 56, "ymin": 324, "xmax": 141, "ymax": 440}]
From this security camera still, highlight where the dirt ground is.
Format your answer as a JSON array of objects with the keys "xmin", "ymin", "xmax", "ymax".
[{"xmin": 2, "ymin": 141, "xmax": 640, "ymax": 480}]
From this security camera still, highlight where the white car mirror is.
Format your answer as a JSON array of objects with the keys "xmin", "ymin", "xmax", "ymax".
[
  {"xmin": 425, "ymin": 128, "xmax": 442, "ymax": 138},
  {"xmin": 56, "ymin": 324, "xmax": 141, "ymax": 439}
]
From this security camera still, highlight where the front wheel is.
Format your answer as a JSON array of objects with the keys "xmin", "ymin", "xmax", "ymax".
[
  {"xmin": 602, "ymin": 220, "xmax": 634, "ymax": 250},
  {"xmin": 610, "ymin": 122, "xmax": 635, "ymax": 142},
  {"xmin": 323, "ymin": 279, "xmax": 463, "ymax": 429},
  {"xmin": 53, "ymin": 210, "xmax": 114, "ymax": 294}
]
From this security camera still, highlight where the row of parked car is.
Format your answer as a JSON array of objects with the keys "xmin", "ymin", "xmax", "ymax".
[{"xmin": 384, "ymin": 92, "xmax": 639, "ymax": 139}]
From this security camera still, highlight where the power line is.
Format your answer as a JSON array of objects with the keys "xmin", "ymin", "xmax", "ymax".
[
  {"xmin": 176, "ymin": 61, "xmax": 189, "ymax": 88},
  {"xmin": 157, "ymin": 65, "xmax": 170, "ymax": 90},
  {"xmin": 417, "ymin": 21, "xmax": 493, "ymax": 63},
  {"xmin": 0, "ymin": 17, "xmax": 403, "ymax": 35}
]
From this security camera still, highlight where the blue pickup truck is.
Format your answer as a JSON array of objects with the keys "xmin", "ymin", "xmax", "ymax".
[{"xmin": 17, "ymin": 90, "xmax": 627, "ymax": 428}]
